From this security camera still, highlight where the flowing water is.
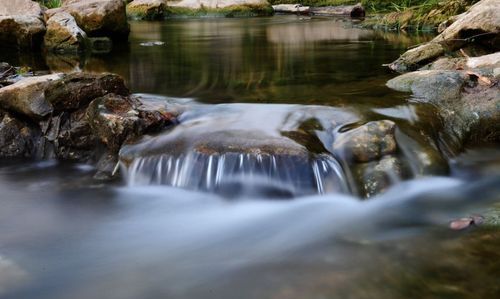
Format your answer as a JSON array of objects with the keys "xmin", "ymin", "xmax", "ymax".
[{"xmin": 0, "ymin": 16, "xmax": 500, "ymax": 299}]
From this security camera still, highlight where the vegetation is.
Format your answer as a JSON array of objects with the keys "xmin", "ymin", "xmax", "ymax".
[
  {"xmin": 268, "ymin": 0, "xmax": 479, "ymax": 30},
  {"xmin": 37, "ymin": 0, "xmax": 62, "ymax": 9}
]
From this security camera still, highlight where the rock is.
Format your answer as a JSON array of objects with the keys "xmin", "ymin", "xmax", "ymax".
[
  {"xmin": 333, "ymin": 120, "xmax": 397, "ymax": 163},
  {"xmin": 87, "ymin": 94, "xmax": 174, "ymax": 152},
  {"xmin": 44, "ymin": 72, "xmax": 129, "ymax": 112},
  {"xmin": 387, "ymin": 70, "xmax": 468, "ymax": 101},
  {"xmin": 0, "ymin": 63, "xmax": 16, "ymax": 87},
  {"xmin": 46, "ymin": 0, "xmax": 130, "ymax": 40},
  {"xmin": 388, "ymin": 0, "xmax": 500, "ymax": 72},
  {"xmin": 167, "ymin": 0, "xmax": 273, "ymax": 17},
  {"xmin": 359, "ymin": 155, "xmax": 403, "ymax": 198},
  {"xmin": 310, "ymin": 4, "xmax": 365, "ymax": 18},
  {"xmin": 0, "ymin": 72, "xmax": 128, "ymax": 120},
  {"xmin": 127, "ymin": 0, "xmax": 167, "ymax": 20},
  {"xmin": 0, "ymin": 0, "xmax": 46, "ymax": 49},
  {"xmin": 0, "ymin": 112, "xmax": 39, "ymax": 158},
  {"xmin": 44, "ymin": 12, "xmax": 89, "ymax": 53},
  {"xmin": 0, "ymin": 73, "xmax": 63, "ymax": 119},
  {"xmin": 43, "ymin": 109, "xmax": 99, "ymax": 160},
  {"xmin": 272, "ymin": 4, "xmax": 310, "ymax": 14}
]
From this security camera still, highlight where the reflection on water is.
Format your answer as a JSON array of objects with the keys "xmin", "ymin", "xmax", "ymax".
[{"xmin": 0, "ymin": 16, "xmax": 432, "ymax": 104}]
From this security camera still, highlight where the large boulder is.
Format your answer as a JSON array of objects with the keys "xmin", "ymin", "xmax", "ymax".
[
  {"xmin": 127, "ymin": 0, "xmax": 168, "ymax": 20},
  {"xmin": 46, "ymin": 0, "xmax": 130, "ymax": 40},
  {"xmin": 387, "ymin": 67, "xmax": 500, "ymax": 152},
  {"xmin": 0, "ymin": 0, "xmax": 46, "ymax": 49},
  {"xmin": 0, "ymin": 72, "xmax": 128, "ymax": 120},
  {"xmin": 388, "ymin": 0, "xmax": 500, "ymax": 72},
  {"xmin": 44, "ymin": 12, "xmax": 89, "ymax": 53},
  {"xmin": 166, "ymin": 0, "xmax": 273, "ymax": 17}
]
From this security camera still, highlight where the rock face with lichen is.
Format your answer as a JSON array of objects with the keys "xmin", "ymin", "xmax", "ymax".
[
  {"xmin": 44, "ymin": 12, "xmax": 89, "ymax": 53},
  {"xmin": 46, "ymin": 0, "xmax": 130, "ymax": 40},
  {"xmin": 127, "ymin": 0, "xmax": 168, "ymax": 20},
  {"xmin": 0, "ymin": 0, "xmax": 46, "ymax": 49}
]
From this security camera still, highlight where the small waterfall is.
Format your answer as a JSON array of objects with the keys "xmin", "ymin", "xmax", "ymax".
[{"xmin": 123, "ymin": 152, "xmax": 349, "ymax": 197}]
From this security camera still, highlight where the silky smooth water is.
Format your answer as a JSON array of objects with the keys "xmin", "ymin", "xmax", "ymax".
[{"xmin": 0, "ymin": 16, "xmax": 499, "ymax": 299}]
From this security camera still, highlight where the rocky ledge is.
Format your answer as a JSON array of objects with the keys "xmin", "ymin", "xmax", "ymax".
[
  {"xmin": 0, "ymin": 67, "xmax": 177, "ymax": 178},
  {"xmin": 386, "ymin": 0, "xmax": 500, "ymax": 156}
]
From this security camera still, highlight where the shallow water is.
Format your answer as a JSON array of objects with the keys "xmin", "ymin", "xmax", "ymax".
[{"xmin": 0, "ymin": 16, "xmax": 499, "ymax": 299}]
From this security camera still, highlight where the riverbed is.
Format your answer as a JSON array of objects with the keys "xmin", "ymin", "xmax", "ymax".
[{"xmin": 0, "ymin": 16, "xmax": 499, "ymax": 299}]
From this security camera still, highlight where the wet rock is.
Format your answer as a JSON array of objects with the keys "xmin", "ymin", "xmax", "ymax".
[
  {"xmin": 87, "ymin": 94, "xmax": 174, "ymax": 152},
  {"xmin": 44, "ymin": 12, "xmax": 89, "ymax": 54},
  {"xmin": 94, "ymin": 151, "xmax": 119, "ymax": 180},
  {"xmin": 0, "ymin": 0, "xmax": 46, "ymax": 50},
  {"xmin": 44, "ymin": 72, "xmax": 129, "ymax": 112},
  {"xmin": 0, "ymin": 112, "xmax": 39, "ymax": 158},
  {"xmin": 358, "ymin": 155, "xmax": 403, "ymax": 198},
  {"xmin": 388, "ymin": 0, "xmax": 500, "ymax": 72},
  {"xmin": 333, "ymin": 120, "xmax": 397, "ymax": 163},
  {"xmin": 0, "ymin": 73, "xmax": 64, "ymax": 119},
  {"xmin": 47, "ymin": 109, "xmax": 99, "ymax": 160},
  {"xmin": 46, "ymin": 0, "xmax": 130, "ymax": 40},
  {"xmin": 387, "ymin": 70, "xmax": 468, "ymax": 101},
  {"xmin": 127, "ymin": 0, "xmax": 167, "ymax": 20}
]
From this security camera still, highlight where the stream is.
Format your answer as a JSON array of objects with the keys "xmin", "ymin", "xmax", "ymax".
[{"xmin": 0, "ymin": 16, "xmax": 499, "ymax": 299}]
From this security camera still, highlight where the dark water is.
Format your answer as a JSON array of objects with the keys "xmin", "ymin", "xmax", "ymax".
[{"xmin": 1, "ymin": 16, "xmax": 499, "ymax": 299}]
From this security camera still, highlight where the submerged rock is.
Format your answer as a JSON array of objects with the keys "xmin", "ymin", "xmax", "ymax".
[
  {"xmin": 127, "ymin": 0, "xmax": 168, "ymax": 20},
  {"xmin": 332, "ymin": 120, "xmax": 397, "ymax": 163},
  {"xmin": 358, "ymin": 155, "xmax": 404, "ymax": 198},
  {"xmin": 44, "ymin": 12, "xmax": 89, "ymax": 53},
  {"xmin": 46, "ymin": 0, "xmax": 130, "ymax": 40},
  {"xmin": 0, "ymin": 0, "xmax": 46, "ymax": 50}
]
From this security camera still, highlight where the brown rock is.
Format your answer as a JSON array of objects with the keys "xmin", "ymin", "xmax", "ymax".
[
  {"xmin": 46, "ymin": 0, "xmax": 129, "ymax": 40},
  {"xmin": 0, "ymin": 112, "xmax": 40, "ymax": 158},
  {"xmin": 44, "ymin": 12, "xmax": 89, "ymax": 53},
  {"xmin": 333, "ymin": 120, "xmax": 397, "ymax": 163}
]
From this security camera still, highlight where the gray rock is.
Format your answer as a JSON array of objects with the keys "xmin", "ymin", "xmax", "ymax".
[
  {"xmin": 0, "ymin": 73, "xmax": 63, "ymax": 119},
  {"xmin": 387, "ymin": 70, "xmax": 468, "ymax": 101}
]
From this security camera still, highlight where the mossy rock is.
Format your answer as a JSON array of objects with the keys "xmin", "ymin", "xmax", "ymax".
[
  {"xmin": 165, "ymin": 4, "xmax": 274, "ymax": 17},
  {"xmin": 126, "ymin": 0, "xmax": 168, "ymax": 20}
]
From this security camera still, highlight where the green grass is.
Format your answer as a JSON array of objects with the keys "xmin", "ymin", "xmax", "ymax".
[{"xmin": 38, "ymin": 0, "xmax": 62, "ymax": 9}]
